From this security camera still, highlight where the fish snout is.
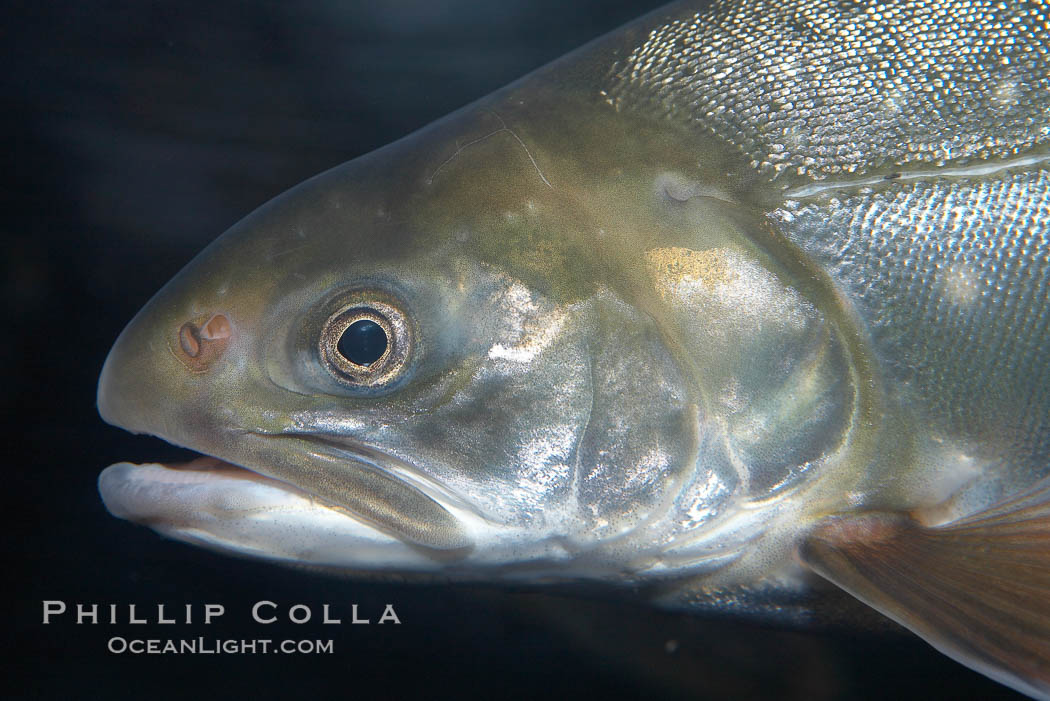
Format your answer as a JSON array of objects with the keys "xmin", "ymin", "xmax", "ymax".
[{"xmin": 97, "ymin": 301, "xmax": 237, "ymax": 437}]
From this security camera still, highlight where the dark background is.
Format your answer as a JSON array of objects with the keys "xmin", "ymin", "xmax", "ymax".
[{"xmin": 4, "ymin": 1, "xmax": 1021, "ymax": 699}]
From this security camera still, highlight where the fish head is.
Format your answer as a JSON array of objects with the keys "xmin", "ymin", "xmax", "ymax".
[{"xmin": 99, "ymin": 88, "xmax": 847, "ymax": 580}]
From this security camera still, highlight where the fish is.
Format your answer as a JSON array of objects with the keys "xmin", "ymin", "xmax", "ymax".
[{"xmin": 96, "ymin": 0, "xmax": 1050, "ymax": 696}]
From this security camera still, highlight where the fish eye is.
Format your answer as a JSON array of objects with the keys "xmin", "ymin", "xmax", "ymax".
[
  {"xmin": 338, "ymin": 319, "xmax": 387, "ymax": 366},
  {"xmin": 319, "ymin": 300, "xmax": 411, "ymax": 388}
]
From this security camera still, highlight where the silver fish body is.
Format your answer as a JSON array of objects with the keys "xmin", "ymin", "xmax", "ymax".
[{"xmin": 97, "ymin": 0, "xmax": 1050, "ymax": 696}]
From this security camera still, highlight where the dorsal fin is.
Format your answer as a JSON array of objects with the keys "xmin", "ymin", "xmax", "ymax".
[{"xmin": 800, "ymin": 484, "xmax": 1050, "ymax": 699}]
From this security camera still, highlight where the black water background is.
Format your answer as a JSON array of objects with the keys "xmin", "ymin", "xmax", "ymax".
[{"xmin": 3, "ymin": 1, "xmax": 1021, "ymax": 699}]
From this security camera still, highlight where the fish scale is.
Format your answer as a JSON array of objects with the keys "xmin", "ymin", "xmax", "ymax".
[
  {"xmin": 606, "ymin": 0, "xmax": 1050, "ymax": 181},
  {"xmin": 777, "ymin": 171, "xmax": 1050, "ymax": 509}
]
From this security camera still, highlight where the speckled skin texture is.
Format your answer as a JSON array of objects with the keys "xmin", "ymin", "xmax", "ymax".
[{"xmin": 608, "ymin": 0, "xmax": 1049, "ymax": 182}]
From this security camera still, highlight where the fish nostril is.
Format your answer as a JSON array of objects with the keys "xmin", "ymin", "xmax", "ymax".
[
  {"xmin": 201, "ymin": 314, "xmax": 231, "ymax": 341},
  {"xmin": 179, "ymin": 323, "xmax": 202, "ymax": 357},
  {"xmin": 173, "ymin": 314, "xmax": 232, "ymax": 371}
]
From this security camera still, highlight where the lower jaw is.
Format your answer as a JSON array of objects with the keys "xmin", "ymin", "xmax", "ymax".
[{"xmin": 97, "ymin": 459, "xmax": 440, "ymax": 571}]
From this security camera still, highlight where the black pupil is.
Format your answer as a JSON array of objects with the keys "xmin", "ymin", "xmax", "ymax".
[{"xmin": 337, "ymin": 319, "xmax": 388, "ymax": 366}]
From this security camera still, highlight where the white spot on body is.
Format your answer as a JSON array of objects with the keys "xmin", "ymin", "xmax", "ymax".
[
  {"xmin": 991, "ymin": 80, "xmax": 1020, "ymax": 110},
  {"xmin": 880, "ymin": 89, "xmax": 903, "ymax": 116},
  {"xmin": 943, "ymin": 264, "xmax": 979, "ymax": 305}
]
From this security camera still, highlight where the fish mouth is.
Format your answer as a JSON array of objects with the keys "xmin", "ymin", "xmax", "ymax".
[
  {"xmin": 98, "ymin": 455, "xmax": 312, "ymax": 523},
  {"xmin": 98, "ymin": 437, "xmax": 476, "ymax": 570}
]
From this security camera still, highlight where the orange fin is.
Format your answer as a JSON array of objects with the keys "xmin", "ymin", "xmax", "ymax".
[{"xmin": 800, "ymin": 486, "xmax": 1050, "ymax": 699}]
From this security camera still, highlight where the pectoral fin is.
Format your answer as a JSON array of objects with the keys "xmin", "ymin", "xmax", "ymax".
[{"xmin": 800, "ymin": 486, "xmax": 1050, "ymax": 700}]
